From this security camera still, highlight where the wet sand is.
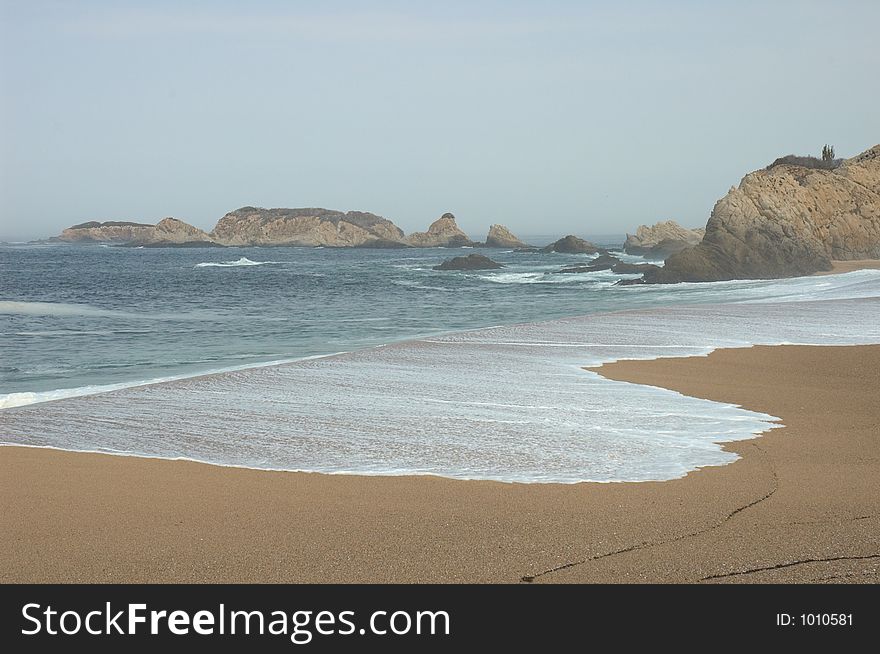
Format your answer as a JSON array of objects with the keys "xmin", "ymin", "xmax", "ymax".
[{"xmin": 1, "ymin": 344, "xmax": 878, "ymax": 583}]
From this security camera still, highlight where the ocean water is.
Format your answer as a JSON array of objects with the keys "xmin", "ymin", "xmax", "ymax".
[{"xmin": 2, "ymin": 242, "xmax": 879, "ymax": 482}]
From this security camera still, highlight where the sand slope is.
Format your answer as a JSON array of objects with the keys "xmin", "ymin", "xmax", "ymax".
[{"xmin": 1, "ymin": 345, "xmax": 877, "ymax": 583}]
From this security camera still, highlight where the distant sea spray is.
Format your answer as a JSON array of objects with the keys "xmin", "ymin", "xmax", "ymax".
[{"xmin": 195, "ymin": 257, "xmax": 281, "ymax": 268}]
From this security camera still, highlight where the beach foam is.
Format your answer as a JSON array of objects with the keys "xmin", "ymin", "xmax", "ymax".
[
  {"xmin": 3, "ymin": 282, "xmax": 879, "ymax": 483},
  {"xmin": 0, "ymin": 353, "xmax": 346, "ymax": 409},
  {"xmin": 195, "ymin": 257, "xmax": 280, "ymax": 268}
]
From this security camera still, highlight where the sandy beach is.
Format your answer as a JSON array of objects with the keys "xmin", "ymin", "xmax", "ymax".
[
  {"xmin": 1, "ymin": 344, "xmax": 878, "ymax": 583},
  {"xmin": 818, "ymin": 260, "xmax": 880, "ymax": 275}
]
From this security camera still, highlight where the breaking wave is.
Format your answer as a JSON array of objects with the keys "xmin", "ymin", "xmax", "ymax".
[{"xmin": 195, "ymin": 257, "xmax": 280, "ymax": 268}]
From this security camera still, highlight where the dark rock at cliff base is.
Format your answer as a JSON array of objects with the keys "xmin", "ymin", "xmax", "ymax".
[
  {"xmin": 611, "ymin": 262, "xmax": 660, "ymax": 274},
  {"xmin": 633, "ymin": 238, "xmax": 699, "ymax": 260},
  {"xmin": 541, "ymin": 235, "xmax": 603, "ymax": 254},
  {"xmin": 433, "ymin": 254, "xmax": 504, "ymax": 271}
]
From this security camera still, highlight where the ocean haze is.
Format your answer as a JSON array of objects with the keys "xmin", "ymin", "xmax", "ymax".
[{"xmin": 1, "ymin": 1, "xmax": 878, "ymax": 241}]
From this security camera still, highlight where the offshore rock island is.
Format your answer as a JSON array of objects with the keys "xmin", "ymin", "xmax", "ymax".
[
  {"xmin": 209, "ymin": 207, "xmax": 407, "ymax": 248},
  {"xmin": 59, "ymin": 217, "xmax": 215, "ymax": 247},
  {"xmin": 56, "ymin": 210, "xmax": 503, "ymax": 250},
  {"xmin": 50, "ymin": 144, "xmax": 880, "ymax": 284}
]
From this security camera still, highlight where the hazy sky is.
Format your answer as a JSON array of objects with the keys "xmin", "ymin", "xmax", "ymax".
[{"xmin": 1, "ymin": 1, "xmax": 877, "ymax": 241}]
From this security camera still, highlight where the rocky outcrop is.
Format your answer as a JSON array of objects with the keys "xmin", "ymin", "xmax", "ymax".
[
  {"xmin": 59, "ymin": 221, "xmax": 156, "ymax": 243},
  {"xmin": 433, "ymin": 253, "xmax": 503, "ymax": 271},
  {"xmin": 485, "ymin": 224, "xmax": 527, "ymax": 248},
  {"xmin": 406, "ymin": 213, "xmax": 475, "ymax": 248},
  {"xmin": 210, "ymin": 207, "xmax": 407, "ymax": 247},
  {"xmin": 149, "ymin": 218, "xmax": 211, "ymax": 244},
  {"xmin": 542, "ymin": 235, "xmax": 603, "ymax": 254},
  {"xmin": 624, "ymin": 221, "xmax": 704, "ymax": 258},
  {"xmin": 59, "ymin": 218, "xmax": 215, "ymax": 246},
  {"xmin": 612, "ymin": 262, "xmax": 660, "ymax": 274},
  {"xmin": 643, "ymin": 145, "xmax": 880, "ymax": 283}
]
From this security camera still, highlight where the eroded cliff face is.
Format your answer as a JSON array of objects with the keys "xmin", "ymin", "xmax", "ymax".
[
  {"xmin": 406, "ymin": 214, "xmax": 475, "ymax": 247},
  {"xmin": 145, "ymin": 218, "xmax": 214, "ymax": 244},
  {"xmin": 58, "ymin": 218, "xmax": 214, "ymax": 245},
  {"xmin": 210, "ymin": 207, "xmax": 407, "ymax": 247},
  {"xmin": 624, "ymin": 221, "xmax": 704, "ymax": 258},
  {"xmin": 645, "ymin": 145, "xmax": 880, "ymax": 283},
  {"xmin": 485, "ymin": 224, "xmax": 526, "ymax": 248}
]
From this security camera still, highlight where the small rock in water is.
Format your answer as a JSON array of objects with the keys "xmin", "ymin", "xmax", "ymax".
[
  {"xmin": 541, "ymin": 235, "xmax": 603, "ymax": 255},
  {"xmin": 556, "ymin": 254, "xmax": 620, "ymax": 274},
  {"xmin": 433, "ymin": 253, "xmax": 504, "ymax": 271},
  {"xmin": 611, "ymin": 262, "xmax": 660, "ymax": 274}
]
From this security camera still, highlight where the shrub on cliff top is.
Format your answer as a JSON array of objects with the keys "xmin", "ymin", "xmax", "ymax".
[{"xmin": 766, "ymin": 154, "xmax": 840, "ymax": 171}]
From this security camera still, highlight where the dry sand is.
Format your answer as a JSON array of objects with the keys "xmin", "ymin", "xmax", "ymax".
[
  {"xmin": 1, "ymin": 345, "xmax": 878, "ymax": 583},
  {"xmin": 817, "ymin": 259, "xmax": 880, "ymax": 275}
]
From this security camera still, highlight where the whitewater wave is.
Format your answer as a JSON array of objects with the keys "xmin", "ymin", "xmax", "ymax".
[
  {"xmin": 0, "ymin": 352, "xmax": 348, "ymax": 410},
  {"xmin": 477, "ymin": 271, "xmax": 607, "ymax": 284},
  {"xmin": 0, "ymin": 300, "xmax": 221, "ymax": 322},
  {"xmin": 195, "ymin": 257, "xmax": 281, "ymax": 268},
  {"xmin": 0, "ymin": 301, "xmax": 132, "ymax": 318}
]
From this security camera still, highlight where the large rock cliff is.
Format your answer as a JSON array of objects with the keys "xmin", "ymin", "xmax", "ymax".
[
  {"xmin": 210, "ymin": 207, "xmax": 407, "ymax": 247},
  {"xmin": 644, "ymin": 145, "xmax": 880, "ymax": 283},
  {"xmin": 406, "ymin": 213, "xmax": 475, "ymax": 247}
]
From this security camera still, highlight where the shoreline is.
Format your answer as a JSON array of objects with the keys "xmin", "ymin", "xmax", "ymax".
[
  {"xmin": 2, "ymin": 344, "xmax": 878, "ymax": 583},
  {"xmin": 5, "ymin": 262, "xmax": 880, "ymax": 415},
  {"xmin": 817, "ymin": 259, "xmax": 880, "ymax": 275}
]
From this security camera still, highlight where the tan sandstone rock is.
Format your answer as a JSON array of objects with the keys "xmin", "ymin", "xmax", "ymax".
[
  {"xmin": 624, "ymin": 220, "xmax": 704, "ymax": 258},
  {"xmin": 210, "ymin": 207, "xmax": 407, "ymax": 247},
  {"xmin": 59, "ymin": 218, "xmax": 215, "ymax": 246},
  {"xmin": 406, "ymin": 213, "xmax": 475, "ymax": 248},
  {"xmin": 485, "ymin": 224, "xmax": 527, "ymax": 248},
  {"xmin": 645, "ymin": 145, "xmax": 880, "ymax": 283},
  {"xmin": 59, "ymin": 221, "xmax": 156, "ymax": 243}
]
